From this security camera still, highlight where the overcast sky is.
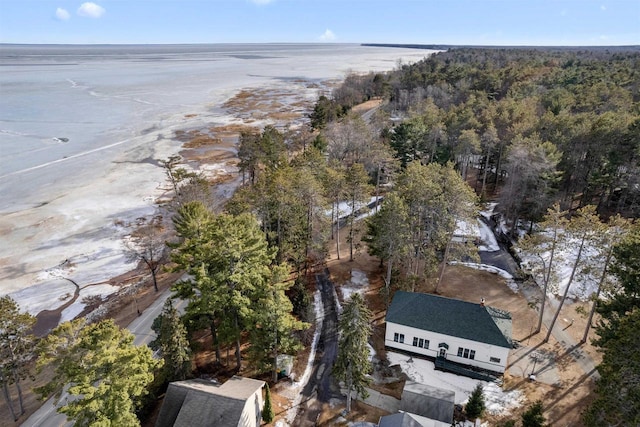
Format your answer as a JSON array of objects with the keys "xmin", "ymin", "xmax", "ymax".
[{"xmin": 1, "ymin": 0, "xmax": 638, "ymax": 45}]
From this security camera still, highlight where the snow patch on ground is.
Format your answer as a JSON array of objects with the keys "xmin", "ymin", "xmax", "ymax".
[
  {"xmin": 516, "ymin": 232, "xmax": 602, "ymax": 301},
  {"xmin": 281, "ymin": 289, "xmax": 323, "ymax": 425},
  {"xmin": 339, "ymin": 269, "xmax": 369, "ymax": 302},
  {"xmin": 477, "ymin": 220, "xmax": 500, "ymax": 252},
  {"xmin": 479, "ymin": 202, "xmax": 498, "ymax": 221},
  {"xmin": 60, "ymin": 283, "xmax": 120, "ymax": 323},
  {"xmin": 387, "ymin": 352, "xmax": 523, "ymax": 415}
]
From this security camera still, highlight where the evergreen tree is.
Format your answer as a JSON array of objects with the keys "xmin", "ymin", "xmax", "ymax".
[
  {"xmin": 584, "ymin": 308, "xmax": 640, "ymax": 426},
  {"xmin": 465, "ymin": 383, "xmax": 486, "ymax": 420},
  {"xmin": 248, "ymin": 264, "xmax": 308, "ymax": 382},
  {"xmin": 544, "ymin": 205, "xmax": 603, "ymax": 343},
  {"xmin": 262, "ymin": 383, "xmax": 275, "ymax": 424},
  {"xmin": 333, "ymin": 293, "xmax": 372, "ymax": 413},
  {"xmin": 171, "ymin": 202, "xmax": 280, "ymax": 369},
  {"xmin": 517, "ymin": 203, "xmax": 568, "ymax": 335},
  {"xmin": 364, "ymin": 193, "xmax": 411, "ymax": 306},
  {"xmin": 584, "ymin": 224, "xmax": 640, "ymax": 426},
  {"xmin": 595, "ymin": 223, "xmax": 640, "ymax": 346},
  {"xmin": 0, "ymin": 296, "xmax": 36, "ymax": 421},
  {"xmin": 36, "ymin": 319, "xmax": 161, "ymax": 427},
  {"xmin": 344, "ymin": 162, "xmax": 373, "ymax": 261},
  {"xmin": 150, "ymin": 299, "xmax": 192, "ymax": 381},
  {"xmin": 522, "ymin": 400, "xmax": 547, "ymax": 427}
]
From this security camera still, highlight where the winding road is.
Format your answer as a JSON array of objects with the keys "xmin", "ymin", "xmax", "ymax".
[{"xmin": 293, "ymin": 270, "xmax": 342, "ymax": 426}]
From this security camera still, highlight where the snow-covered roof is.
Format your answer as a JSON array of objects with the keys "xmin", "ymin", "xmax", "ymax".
[{"xmin": 386, "ymin": 291, "xmax": 512, "ymax": 348}]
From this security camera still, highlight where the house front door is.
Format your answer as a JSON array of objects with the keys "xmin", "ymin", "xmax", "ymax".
[{"xmin": 439, "ymin": 348, "xmax": 447, "ymax": 358}]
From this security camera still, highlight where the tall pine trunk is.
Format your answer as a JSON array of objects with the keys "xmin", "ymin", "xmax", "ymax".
[
  {"xmin": 2, "ymin": 374, "xmax": 18, "ymax": 422},
  {"xmin": 536, "ymin": 231, "xmax": 558, "ymax": 334},
  {"xmin": 234, "ymin": 314, "xmax": 242, "ymax": 369},
  {"xmin": 345, "ymin": 365, "xmax": 353, "ymax": 413},
  {"xmin": 8, "ymin": 344, "xmax": 25, "ymax": 415},
  {"xmin": 210, "ymin": 318, "xmax": 221, "ymax": 363},
  {"xmin": 349, "ymin": 195, "xmax": 356, "ymax": 261},
  {"xmin": 581, "ymin": 247, "xmax": 613, "ymax": 344},
  {"xmin": 544, "ymin": 234, "xmax": 586, "ymax": 343},
  {"xmin": 335, "ymin": 198, "xmax": 341, "ymax": 260},
  {"xmin": 434, "ymin": 236, "xmax": 452, "ymax": 293}
]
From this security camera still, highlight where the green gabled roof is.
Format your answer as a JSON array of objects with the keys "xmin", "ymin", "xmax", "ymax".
[{"xmin": 386, "ymin": 291, "xmax": 512, "ymax": 348}]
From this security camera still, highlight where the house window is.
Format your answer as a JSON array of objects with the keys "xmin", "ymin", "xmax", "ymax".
[
  {"xmin": 394, "ymin": 333, "xmax": 405, "ymax": 343},
  {"xmin": 457, "ymin": 347, "xmax": 475, "ymax": 360},
  {"xmin": 490, "ymin": 357, "xmax": 501, "ymax": 363},
  {"xmin": 412, "ymin": 337, "xmax": 430, "ymax": 349}
]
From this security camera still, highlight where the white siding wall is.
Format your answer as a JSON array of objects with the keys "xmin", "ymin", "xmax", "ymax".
[
  {"xmin": 385, "ymin": 322, "xmax": 509, "ymax": 373},
  {"xmin": 239, "ymin": 390, "xmax": 264, "ymax": 427}
]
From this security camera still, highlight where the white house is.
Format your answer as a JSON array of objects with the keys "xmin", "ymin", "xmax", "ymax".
[
  {"xmin": 155, "ymin": 376, "xmax": 265, "ymax": 427},
  {"xmin": 385, "ymin": 291, "xmax": 512, "ymax": 374}
]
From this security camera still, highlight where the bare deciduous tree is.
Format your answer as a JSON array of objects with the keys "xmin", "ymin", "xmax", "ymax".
[{"xmin": 124, "ymin": 216, "xmax": 168, "ymax": 292}]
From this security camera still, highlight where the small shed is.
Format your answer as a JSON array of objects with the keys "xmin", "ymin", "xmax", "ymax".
[
  {"xmin": 399, "ymin": 381, "xmax": 455, "ymax": 424},
  {"xmin": 276, "ymin": 354, "xmax": 294, "ymax": 377}
]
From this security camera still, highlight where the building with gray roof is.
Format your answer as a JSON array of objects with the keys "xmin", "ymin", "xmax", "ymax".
[{"xmin": 155, "ymin": 376, "xmax": 265, "ymax": 427}]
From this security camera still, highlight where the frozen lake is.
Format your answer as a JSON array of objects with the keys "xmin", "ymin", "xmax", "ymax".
[{"xmin": 0, "ymin": 43, "xmax": 434, "ymax": 318}]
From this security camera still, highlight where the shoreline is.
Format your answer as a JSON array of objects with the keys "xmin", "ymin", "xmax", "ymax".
[
  {"xmin": 8, "ymin": 77, "xmax": 331, "ymax": 329},
  {"xmin": 0, "ymin": 45, "xmax": 436, "ymax": 327}
]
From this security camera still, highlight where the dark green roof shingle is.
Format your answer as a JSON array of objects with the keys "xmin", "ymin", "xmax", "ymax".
[{"xmin": 386, "ymin": 291, "xmax": 512, "ymax": 348}]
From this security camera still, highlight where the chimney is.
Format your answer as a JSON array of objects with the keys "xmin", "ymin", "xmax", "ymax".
[{"xmin": 480, "ymin": 298, "xmax": 485, "ymax": 307}]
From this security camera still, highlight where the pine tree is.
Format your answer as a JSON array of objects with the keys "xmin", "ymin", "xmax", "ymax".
[
  {"xmin": 584, "ymin": 308, "xmax": 640, "ymax": 426},
  {"xmin": 333, "ymin": 293, "xmax": 372, "ymax": 413},
  {"xmin": 364, "ymin": 193, "xmax": 411, "ymax": 306},
  {"xmin": 150, "ymin": 299, "xmax": 192, "ymax": 382},
  {"xmin": 517, "ymin": 203, "xmax": 568, "ymax": 335},
  {"xmin": 0, "ymin": 296, "xmax": 36, "ymax": 421},
  {"xmin": 521, "ymin": 400, "xmax": 547, "ymax": 427},
  {"xmin": 262, "ymin": 383, "xmax": 275, "ymax": 424},
  {"xmin": 545, "ymin": 205, "xmax": 603, "ymax": 343},
  {"xmin": 465, "ymin": 383, "xmax": 486, "ymax": 420},
  {"xmin": 36, "ymin": 319, "xmax": 161, "ymax": 426},
  {"xmin": 344, "ymin": 162, "xmax": 373, "ymax": 261},
  {"xmin": 584, "ymin": 224, "xmax": 640, "ymax": 426},
  {"xmin": 248, "ymin": 264, "xmax": 308, "ymax": 382}
]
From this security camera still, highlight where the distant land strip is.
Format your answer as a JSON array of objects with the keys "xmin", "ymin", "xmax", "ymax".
[{"xmin": 361, "ymin": 43, "xmax": 640, "ymax": 52}]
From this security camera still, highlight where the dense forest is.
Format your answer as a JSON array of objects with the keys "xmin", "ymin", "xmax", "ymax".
[{"xmin": 312, "ymin": 47, "xmax": 640, "ymax": 228}]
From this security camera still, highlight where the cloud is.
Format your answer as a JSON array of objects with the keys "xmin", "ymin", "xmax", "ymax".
[
  {"xmin": 250, "ymin": 0, "xmax": 274, "ymax": 4},
  {"xmin": 601, "ymin": 5, "xmax": 607, "ymax": 11},
  {"xmin": 77, "ymin": 2, "xmax": 106, "ymax": 18},
  {"xmin": 55, "ymin": 7, "xmax": 70, "ymax": 21},
  {"xmin": 319, "ymin": 29, "xmax": 336, "ymax": 41}
]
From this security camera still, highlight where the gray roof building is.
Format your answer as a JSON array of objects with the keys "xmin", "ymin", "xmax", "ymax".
[
  {"xmin": 155, "ymin": 376, "xmax": 265, "ymax": 427},
  {"xmin": 386, "ymin": 291, "xmax": 512, "ymax": 348},
  {"xmin": 400, "ymin": 381, "xmax": 455, "ymax": 424},
  {"xmin": 378, "ymin": 412, "xmax": 452, "ymax": 427}
]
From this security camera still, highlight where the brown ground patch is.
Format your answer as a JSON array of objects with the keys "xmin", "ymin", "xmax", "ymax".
[{"xmin": 350, "ymin": 98, "xmax": 383, "ymax": 114}]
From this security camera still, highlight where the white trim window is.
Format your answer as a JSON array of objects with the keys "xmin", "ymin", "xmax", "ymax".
[
  {"xmin": 457, "ymin": 347, "xmax": 476, "ymax": 360},
  {"xmin": 412, "ymin": 337, "xmax": 430, "ymax": 349},
  {"xmin": 394, "ymin": 333, "xmax": 405, "ymax": 343}
]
